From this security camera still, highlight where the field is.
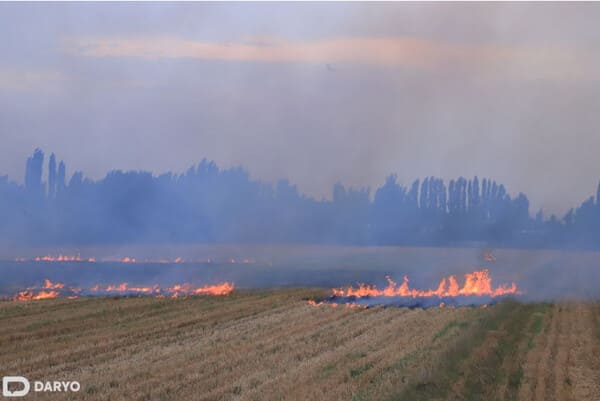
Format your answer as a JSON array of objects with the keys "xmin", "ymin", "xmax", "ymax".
[{"xmin": 2, "ymin": 289, "xmax": 600, "ymax": 401}]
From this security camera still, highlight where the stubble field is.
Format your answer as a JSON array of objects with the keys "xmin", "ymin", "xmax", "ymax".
[{"xmin": 1, "ymin": 289, "xmax": 600, "ymax": 401}]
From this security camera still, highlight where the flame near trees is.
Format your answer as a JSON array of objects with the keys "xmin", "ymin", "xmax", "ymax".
[{"xmin": 10, "ymin": 279, "xmax": 234, "ymax": 301}]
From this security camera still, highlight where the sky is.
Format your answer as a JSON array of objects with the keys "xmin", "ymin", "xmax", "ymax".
[{"xmin": 1, "ymin": 2, "xmax": 600, "ymax": 215}]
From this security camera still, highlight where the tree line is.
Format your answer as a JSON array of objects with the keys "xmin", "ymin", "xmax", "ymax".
[{"xmin": 0, "ymin": 148, "xmax": 598, "ymax": 248}]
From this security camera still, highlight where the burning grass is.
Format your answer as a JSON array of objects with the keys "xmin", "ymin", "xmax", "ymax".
[
  {"xmin": 310, "ymin": 269, "xmax": 521, "ymax": 309},
  {"xmin": 9, "ymin": 279, "xmax": 234, "ymax": 301}
]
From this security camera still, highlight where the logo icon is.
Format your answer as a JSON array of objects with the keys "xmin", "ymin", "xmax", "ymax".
[{"xmin": 2, "ymin": 377, "xmax": 30, "ymax": 397}]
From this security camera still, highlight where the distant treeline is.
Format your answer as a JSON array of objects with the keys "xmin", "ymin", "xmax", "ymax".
[{"xmin": 1, "ymin": 149, "xmax": 599, "ymax": 248}]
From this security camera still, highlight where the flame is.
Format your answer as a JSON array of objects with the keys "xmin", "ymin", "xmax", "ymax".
[
  {"xmin": 11, "ymin": 278, "xmax": 66, "ymax": 301},
  {"xmin": 12, "ymin": 279, "xmax": 234, "ymax": 301},
  {"xmin": 192, "ymin": 282, "xmax": 235, "ymax": 296},
  {"xmin": 43, "ymin": 279, "xmax": 65, "ymax": 289},
  {"xmin": 13, "ymin": 290, "xmax": 59, "ymax": 301},
  {"xmin": 166, "ymin": 282, "xmax": 235, "ymax": 297},
  {"xmin": 20, "ymin": 254, "xmax": 96, "ymax": 262},
  {"xmin": 331, "ymin": 270, "xmax": 519, "ymax": 298},
  {"xmin": 14, "ymin": 255, "xmax": 256, "ymax": 264}
]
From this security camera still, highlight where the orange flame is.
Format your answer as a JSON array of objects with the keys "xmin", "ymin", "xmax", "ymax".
[
  {"xmin": 11, "ymin": 278, "xmax": 67, "ymax": 301},
  {"xmin": 166, "ymin": 282, "xmax": 235, "ymax": 297},
  {"xmin": 43, "ymin": 279, "xmax": 65, "ymax": 289},
  {"xmin": 13, "ymin": 290, "xmax": 60, "ymax": 301},
  {"xmin": 192, "ymin": 282, "xmax": 235, "ymax": 296},
  {"xmin": 12, "ymin": 279, "xmax": 234, "ymax": 301},
  {"xmin": 331, "ymin": 270, "xmax": 519, "ymax": 298}
]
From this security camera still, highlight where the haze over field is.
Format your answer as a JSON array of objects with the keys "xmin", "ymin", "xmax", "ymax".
[
  {"xmin": 2, "ymin": 2, "xmax": 600, "ymax": 302},
  {"xmin": 3, "ymin": 5, "xmax": 600, "ymax": 400},
  {"xmin": 2, "ymin": 3, "xmax": 600, "ymax": 215}
]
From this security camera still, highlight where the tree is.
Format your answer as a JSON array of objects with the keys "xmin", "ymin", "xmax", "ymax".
[{"xmin": 48, "ymin": 153, "xmax": 57, "ymax": 199}]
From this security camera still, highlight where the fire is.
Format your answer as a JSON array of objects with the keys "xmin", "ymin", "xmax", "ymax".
[
  {"xmin": 43, "ymin": 279, "xmax": 65, "ymax": 289},
  {"xmin": 331, "ymin": 270, "xmax": 519, "ymax": 299},
  {"xmin": 13, "ymin": 290, "xmax": 60, "ymax": 301},
  {"xmin": 11, "ymin": 278, "xmax": 66, "ymax": 301},
  {"xmin": 192, "ymin": 282, "xmax": 234, "ymax": 296},
  {"xmin": 14, "ymin": 255, "xmax": 255, "ymax": 264},
  {"xmin": 308, "ymin": 270, "xmax": 520, "ymax": 309},
  {"xmin": 167, "ymin": 282, "xmax": 235, "ymax": 297},
  {"xmin": 16, "ymin": 255, "xmax": 96, "ymax": 262},
  {"xmin": 11, "ymin": 279, "xmax": 234, "ymax": 301}
]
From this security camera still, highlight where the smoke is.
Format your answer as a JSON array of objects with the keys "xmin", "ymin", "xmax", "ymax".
[
  {"xmin": 2, "ymin": 3, "xmax": 600, "ymax": 214},
  {"xmin": 2, "ymin": 245, "xmax": 600, "ymax": 303},
  {"xmin": 1, "ymin": 4, "xmax": 600, "ymax": 304}
]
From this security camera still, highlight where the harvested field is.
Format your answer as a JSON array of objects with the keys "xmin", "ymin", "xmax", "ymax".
[{"xmin": 1, "ymin": 290, "xmax": 599, "ymax": 401}]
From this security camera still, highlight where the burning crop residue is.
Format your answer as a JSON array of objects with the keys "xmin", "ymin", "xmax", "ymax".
[
  {"xmin": 15, "ymin": 255, "xmax": 97, "ymax": 263},
  {"xmin": 13, "ymin": 255, "xmax": 256, "ymax": 265},
  {"xmin": 309, "ymin": 269, "xmax": 521, "ymax": 309},
  {"xmin": 9, "ymin": 279, "xmax": 234, "ymax": 301},
  {"xmin": 13, "ymin": 279, "xmax": 70, "ymax": 301}
]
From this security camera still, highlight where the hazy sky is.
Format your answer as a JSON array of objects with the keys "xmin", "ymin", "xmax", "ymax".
[{"xmin": 1, "ymin": 2, "xmax": 600, "ymax": 215}]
